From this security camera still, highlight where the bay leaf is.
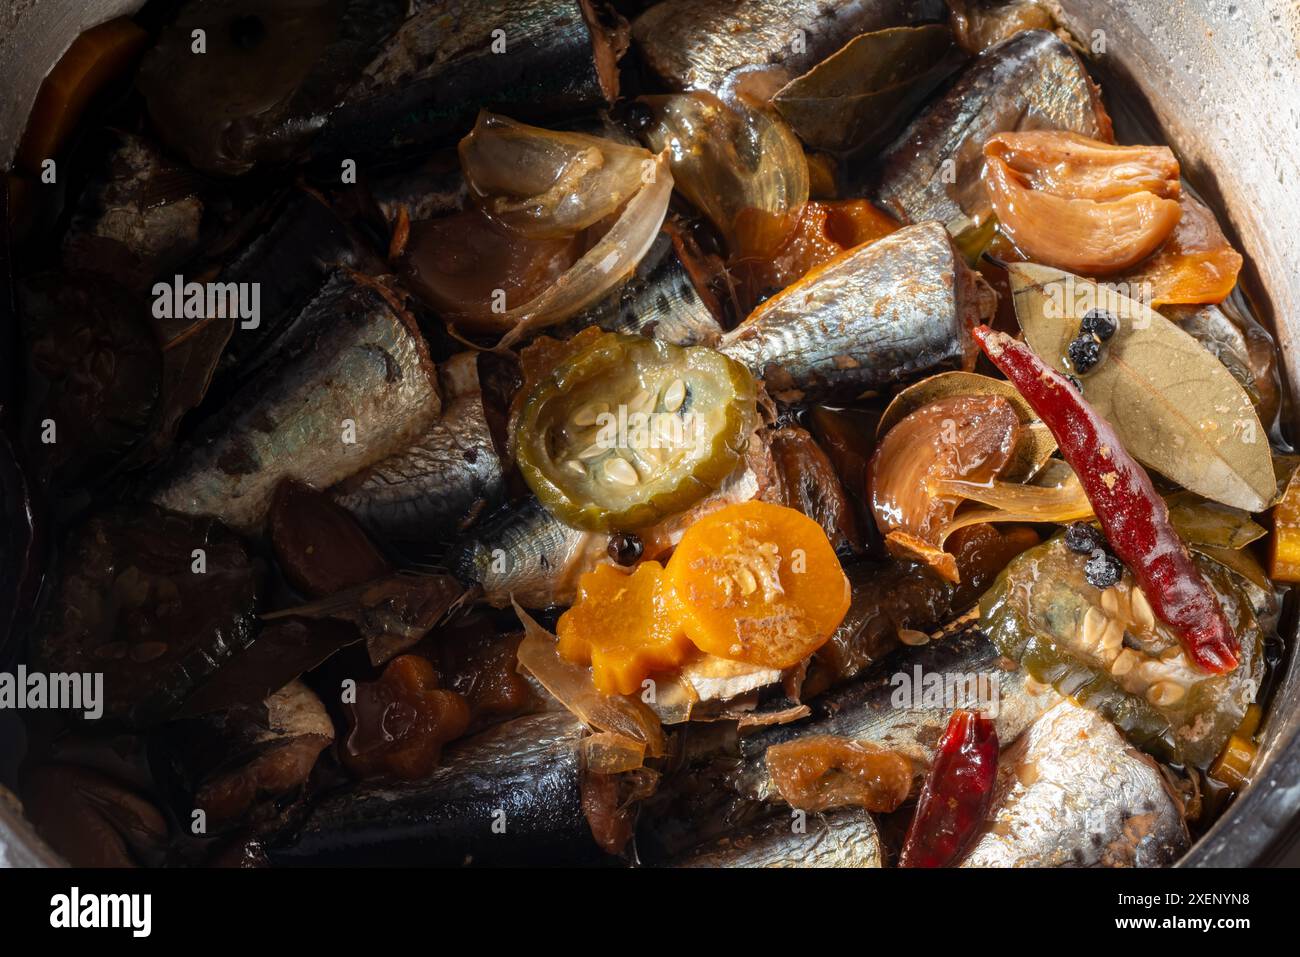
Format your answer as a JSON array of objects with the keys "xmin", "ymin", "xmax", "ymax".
[
  {"xmin": 773, "ymin": 25, "xmax": 966, "ymax": 154},
  {"xmin": 1009, "ymin": 262, "xmax": 1274, "ymax": 512}
]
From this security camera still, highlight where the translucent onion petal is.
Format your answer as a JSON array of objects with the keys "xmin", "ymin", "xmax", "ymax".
[
  {"xmin": 497, "ymin": 153, "xmax": 673, "ymax": 347},
  {"xmin": 513, "ymin": 600, "xmax": 666, "ymax": 759},
  {"xmin": 460, "ymin": 112, "xmax": 654, "ymax": 239}
]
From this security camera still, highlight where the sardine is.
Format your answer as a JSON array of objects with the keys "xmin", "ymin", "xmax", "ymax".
[
  {"xmin": 632, "ymin": 0, "xmax": 947, "ymax": 95},
  {"xmin": 874, "ymin": 29, "xmax": 1112, "ymax": 225},
  {"xmin": 639, "ymin": 623, "xmax": 1059, "ymax": 859},
  {"xmin": 447, "ymin": 497, "xmax": 604, "ymax": 610},
  {"xmin": 959, "ymin": 700, "xmax": 1189, "ymax": 867},
  {"xmin": 368, "ymin": 151, "xmax": 467, "ymax": 227},
  {"xmin": 549, "ymin": 229, "xmax": 725, "ymax": 346},
  {"xmin": 450, "ymin": 440, "xmax": 771, "ymax": 608},
  {"xmin": 1167, "ymin": 298, "xmax": 1282, "ymax": 429},
  {"xmin": 740, "ymin": 624, "xmax": 1059, "ymax": 795},
  {"xmin": 671, "ymin": 807, "xmax": 884, "ymax": 868},
  {"xmin": 139, "ymin": 1, "xmax": 627, "ymax": 174},
  {"xmin": 718, "ymin": 222, "xmax": 994, "ymax": 404},
  {"xmin": 269, "ymin": 711, "xmax": 609, "ymax": 866},
  {"xmin": 331, "ymin": 352, "xmax": 508, "ymax": 544},
  {"xmin": 311, "ymin": 0, "xmax": 630, "ymax": 163},
  {"xmin": 150, "ymin": 270, "xmax": 441, "ymax": 532},
  {"xmin": 204, "ymin": 189, "xmax": 388, "ymax": 402}
]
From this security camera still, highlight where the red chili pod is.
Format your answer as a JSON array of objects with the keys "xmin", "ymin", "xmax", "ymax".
[
  {"xmin": 899, "ymin": 709, "xmax": 998, "ymax": 868},
  {"xmin": 972, "ymin": 325, "xmax": 1239, "ymax": 674}
]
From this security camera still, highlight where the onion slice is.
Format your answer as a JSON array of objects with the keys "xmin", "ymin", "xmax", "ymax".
[
  {"xmin": 460, "ymin": 112, "xmax": 655, "ymax": 239},
  {"xmin": 513, "ymin": 600, "xmax": 666, "ymax": 760},
  {"xmin": 495, "ymin": 152, "xmax": 673, "ymax": 347}
]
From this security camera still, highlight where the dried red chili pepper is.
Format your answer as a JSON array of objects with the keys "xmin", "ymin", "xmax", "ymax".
[
  {"xmin": 973, "ymin": 326, "xmax": 1239, "ymax": 673},
  {"xmin": 899, "ymin": 709, "xmax": 998, "ymax": 868}
]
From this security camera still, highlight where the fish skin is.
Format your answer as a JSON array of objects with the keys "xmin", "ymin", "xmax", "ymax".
[
  {"xmin": 632, "ymin": 0, "xmax": 947, "ymax": 95},
  {"xmin": 739, "ymin": 623, "xmax": 1059, "ymax": 799},
  {"xmin": 959, "ymin": 700, "xmax": 1190, "ymax": 867},
  {"xmin": 672, "ymin": 807, "xmax": 884, "ymax": 868},
  {"xmin": 205, "ymin": 190, "xmax": 388, "ymax": 403},
  {"xmin": 331, "ymin": 352, "xmax": 507, "ymax": 544},
  {"xmin": 874, "ymin": 29, "xmax": 1112, "ymax": 225},
  {"xmin": 718, "ymin": 222, "xmax": 993, "ymax": 404},
  {"xmin": 550, "ymin": 230, "xmax": 724, "ymax": 346},
  {"xmin": 447, "ymin": 497, "xmax": 603, "ymax": 609},
  {"xmin": 313, "ymin": 0, "xmax": 629, "ymax": 162},
  {"xmin": 269, "ymin": 711, "xmax": 607, "ymax": 866},
  {"xmin": 449, "ymin": 439, "xmax": 770, "ymax": 608},
  {"xmin": 150, "ymin": 271, "xmax": 441, "ymax": 532},
  {"xmin": 638, "ymin": 623, "xmax": 1058, "ymax": 860}
]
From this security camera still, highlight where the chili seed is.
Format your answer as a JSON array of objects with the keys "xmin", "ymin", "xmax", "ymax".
[
  {"xmin": 662, "ymin": 378, "xmax": 686, "ymax": 413},
  {"xmin": 1084, "ymin": 551, "xmax": 1124, "ymax": 589},
  {"xmin": 607, "ymin": 532, "xmax": 643, "ymax": 566},
  {"xmin": 603, "ymin": 457, "xmax": 639, "ymax": 485},
  {"xmin": 1081, "ymin": 308, "xmax": 1118, "ymax": 341},
  {"xmin": 1067, "ymin": 334, "xmax": 1103, "ymax": 374},
  {"xmin": 1064, "ymin": 522, "xmax": 1104, "ymax": 555}
]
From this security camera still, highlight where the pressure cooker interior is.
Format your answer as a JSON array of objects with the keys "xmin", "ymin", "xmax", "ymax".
[{"xmin": 1, "ymin": 0, "xmax": 1297, "ymax": 869}]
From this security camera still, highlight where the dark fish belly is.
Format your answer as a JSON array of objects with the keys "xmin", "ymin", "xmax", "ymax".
[{"xmin": 269, "ymin": 712, "xmax": 605, "ymax": 866}]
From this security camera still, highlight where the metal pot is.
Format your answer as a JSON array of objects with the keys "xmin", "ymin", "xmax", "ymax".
[{"xmin": 2, "ymin": 0, "xmax": 1298, "ymax": 866}]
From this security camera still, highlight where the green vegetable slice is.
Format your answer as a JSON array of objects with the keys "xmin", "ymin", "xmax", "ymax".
[
  {"xmin": 517, "ymin": 333, "xmax": 757, "ymax": 531},
  {"xmin": 980, "ymin": 534, "xmax": 1271, "ymax": 768}
]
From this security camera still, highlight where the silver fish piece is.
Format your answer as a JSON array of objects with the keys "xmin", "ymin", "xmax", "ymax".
[
  {"xmin": 632, "ymin": 0, "xmax": 946, "ymax": 95},
  {"xmin": 639, "ymin": 622, "xmax": 1058, "ymax": 860},
  {"xmin": 741, "ymin": 623, "xmax": 1059, "ymax": 799},
  {"xmin": 874, "ymin": 29, "xmax": 1112, "ymax": 225},
  {"xmin": 718, "ymin": 222, "xmax": 994, "ymax": 403},
  {"xmin": 151, "ymin": 271, "xmax": 441, "ymax": 532},
  {"xmin": 959, "ymin": 700, "xmax": 1190, "ymax": 867},
  {"xmin": 451, "ymin": 439, "xmax": 770, "ymax": 608},
  {"xmin": 270, "ymin": 711, "xmax": 610, "ymax": 866},
  {"xmin": 672, "ymin": 807, "xmax": 884, "ymax": 868},
  {"xmin": 550, "ymin": 229, "xmax": 724, "ymax": 346},
  {"xmin": 331, "ymin": 352, "xmax": 506, "ymax": 544},
  {"xmin": 448, "ymin": 497, "xmax": 603, "ymax": 610}
]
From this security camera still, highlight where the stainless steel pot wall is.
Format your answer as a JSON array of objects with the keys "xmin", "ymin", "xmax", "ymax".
[{"xmin": 1, "ymin": 0, "xmax": 1298, "ymax": 866}]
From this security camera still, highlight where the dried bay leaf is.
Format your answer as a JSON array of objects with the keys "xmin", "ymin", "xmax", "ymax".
[
  {"xmin": 773, "ymin": 25, "xmax": 966, "ymax": 154},
  {"xmin": 1010, "ymin": 262, "xmax": 1273, "ymax": 512}
]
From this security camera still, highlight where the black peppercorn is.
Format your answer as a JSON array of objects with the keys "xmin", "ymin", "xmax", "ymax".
[
  {"xmin": 1084, "ymin": 551, "xmax": 1124, "ymax": 589},
  {"xmin": 622, "ymin": 101, "xmax": 655, "ymax": 135},
  {"xmin": 1064, "ymin": 522, "xmax": 1104, "ymax": 555},
  {"xmin": 1067, "ymin": 334, "xmax": 1102, "ymax": 374},
  {"xmin": 607, "ymin": 531, "xmax": 643, "ymax": 566},
  {"xmin": 1081, "ymin": 308, "xmax": 1118, "ymax": 341}
]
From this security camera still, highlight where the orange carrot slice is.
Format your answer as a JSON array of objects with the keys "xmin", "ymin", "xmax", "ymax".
[{"xmin": 664, "ymin": 500, "xmax": 851, "ymax": 669}]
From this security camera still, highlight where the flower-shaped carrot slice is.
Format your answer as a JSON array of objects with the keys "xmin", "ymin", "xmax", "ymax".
[{"xmin": 557, "ymin": 561, "xmax": 693, "ymax": 696}]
